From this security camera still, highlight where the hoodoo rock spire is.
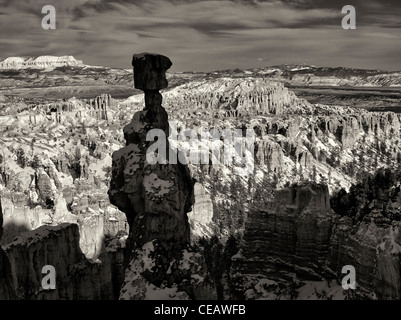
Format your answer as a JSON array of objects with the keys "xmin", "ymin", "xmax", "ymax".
[{"xmin": 109, "ymin": 53, "xmax": 194, "ymax": 252}]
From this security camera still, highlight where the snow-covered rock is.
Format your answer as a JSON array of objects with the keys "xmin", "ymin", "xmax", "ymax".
[{"xmin": 0, "ymin": 56, "xmax": 84, "ymax": 70}]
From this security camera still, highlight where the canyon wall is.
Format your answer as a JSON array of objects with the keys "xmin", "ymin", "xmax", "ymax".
[
  {"xmin": 188, "ymin": 183, "xmax": 214, "ymax": 240},
  {"xmin": 233, "ymin": 182, "xmax": 401, "ymax": 299},
  {"xmin": 234, "ymin": 183, "xmax": 335, "ymax": 281},
  {"xmin": 328, "ymin": 218, "xmax": 401, "ymax": 299},
  {"xmin": 163, "ymin": 78, "xmax": 313, "ymax": 118},
  {"xmin": 0, "ymin": 199, "xmax": 16, "ymax": 299},
  {"xmin": 2, "ymin": 223, "xmax": 115, "ymax": 300}
]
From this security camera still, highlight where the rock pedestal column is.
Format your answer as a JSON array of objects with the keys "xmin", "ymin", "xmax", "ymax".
[
  {"xmin": 109, "ymin": 54, "xmax": 217, "ymax": 300},
  {"xmin": 109, "ymin": 53, "xmax": 195, "ymax": 258}
]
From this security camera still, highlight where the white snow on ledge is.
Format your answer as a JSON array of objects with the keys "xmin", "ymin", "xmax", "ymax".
[{"xmin": 1, "ymin": 223, "xmax": 74, "ymax": 250}]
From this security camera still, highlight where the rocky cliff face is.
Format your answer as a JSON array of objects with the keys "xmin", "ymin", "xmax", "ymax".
[
  {"xmin": 188, "ymin": 183, "xmax": 214, "ymax": 240},
  {"xmin": 163, "ymin": 78, "xmax": 313, "ymax": 118},
  {"xmin": 234, "ymin": 183, "xmax": 335, "ymax": 281},
  {"xmin": 0, "ymin": 94, "xmax": 117, "ymax": 127},
  {"xmin": 0, "ymin": 250, "xmax": 14, "ymax": 299},
  {"xmin": 2, "ymin": 223, "xmax": 115, "ymax": 300},
  {"xmin": 0, "ymin": 177, "xmax": 108, "ymax": 260},
  {"xmin": 0, "ymin": 199, "xmax": 16, "ymax": 299},
  {"xmin": 328, "ymin": 218, "xmax": 401, "ymax": 299},
  {"xmin": 233, "ymin": 182, "xmax": 401, "ymax": 299},
  {"xmin": 0, "ymin": 118, "xmax": 128, "ymax": 259},
  {"xmin": 109, "ymin": 53, "xmax": 217, "ymax": 300}
]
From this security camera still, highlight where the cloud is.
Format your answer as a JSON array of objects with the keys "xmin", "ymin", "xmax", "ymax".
[
  {"xmin": 0, "ymin": 0, "xmax": 400, "ymax": 71},
  {"xmin": 71, "ymin": 0, "xmax": 341, "ymax": 30}
]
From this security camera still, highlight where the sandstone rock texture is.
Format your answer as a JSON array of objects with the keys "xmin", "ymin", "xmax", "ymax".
[
  {"xmin": 233, "ymin": 182, "xmax": 401, "ymax": 299},
  {"xmin": 109, "ymin": 53, "xmax": 194, "ymax": 250},
  {"xmin": 88, "ymin": 94, "xmax": 113, "ymax": 121},
  {"xmin": 328, "ymin": 218, "xmax": 401, "ymax": 299},
  {"xmin": 109, "ymin": 53, "xmax": 216, "ymax": 300},
  {"xmin": 162, "ymin": 78, "xmax": 312, "ymax": 118},
  {"xmin": 0, "ymin": 198, "xmax": 16, "ymax": 299},
  {"xmin": 2, "ymin": 223, "xmax": 115, "ymax": 300},
  {"xmin": 132, "ymin": 53, "xmax": 171, "ymax": 91},
  {"xmin": 234, "ymin": 183, "xmax": 335, "ymax": 281},
  {"xmin": 1, "ymin": 93, "xmax": 117, "ymax": 126},
  {"xmin": 161, "ymin": 78, "xmax": 401, "ymax": 183},
  {"xmin": 187, "ymin": 183, "xmax": 214, "ymax": 240}
]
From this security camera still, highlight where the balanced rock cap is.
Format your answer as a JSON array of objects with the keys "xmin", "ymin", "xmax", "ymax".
[{"xmin": 132, "ymin": 53, "xmax": 172, "ymax": 91}]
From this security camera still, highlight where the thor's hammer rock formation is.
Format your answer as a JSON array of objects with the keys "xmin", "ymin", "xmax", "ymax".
[
  {"xmin": 109, "ymin": 53, "xmax": 215, "ymax": 299},
  {"xmin": 109, "ymin": 53, "xmax": 194, "ymax": 251}
]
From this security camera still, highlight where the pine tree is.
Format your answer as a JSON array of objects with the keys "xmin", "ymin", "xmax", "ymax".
[
  {"xmin": 397, "ymin": 152, "xmax": 401, "ymax": 167},
  {"xmin": 230, "ymin": 175, "xmax": 242, "ymax": 201},
  {"xmin": 373, "ymin": 152, "xmax": 379, "ymax": 169},
  {"xmin": 273, "ymin": 172, "xmax": 279, "ymax": 188},
  {"xmin": 16, "ymin": 148, "xmax": 26, "ymax": 168},
  {"xmin": 30, "ymin": 138, "xmax": 36, "ymax": 156},
  {"xmin": 292, "ymin": 164, "xmax": 298, "ymax": 180},
  {"xmin": 312, "ymin": 165, "xmax": 317, "ymax": 182},
  {"xmin": 31, "ymin": 155, "xmax": 41, "ymax": 169},
  {"xmin": 348, "ymin": 162, "xmax": 355, "ymax": 177},
  {"xmin": 299, "ymin": 166, "xmax": 305, "ymax": 182},
  {"xmin": 386, "ymin": 154, "xmax": 392, "ymax": 167},
  {"xmin": 321, "ymin": 174, "xmax": 328, "ymax": 186},
  {"xmin": 198, "ymin": 170, "xmax": 205, "ymax": 184},
  {"xmin": 72, "ymin": 147, "xmax": 82, "ymax": 179},
  {"xmin": 223, "ymin": 235, "xmax": 238, "ymax": 276},
  {"xmin": 247, "ymin": 175, "xmax": 255, "ymax": 195},
  {"xmin": 380, "ymin": 141, "xmax": 387, "ymax": 154}
]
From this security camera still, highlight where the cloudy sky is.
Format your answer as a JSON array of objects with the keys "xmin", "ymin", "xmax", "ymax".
[{"xmin": 0, "ymin": 0, "xmax": 400, "ymax": 72}]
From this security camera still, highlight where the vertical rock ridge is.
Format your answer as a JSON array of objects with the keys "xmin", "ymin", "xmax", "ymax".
[
  {"xmin": 2, "ymin": 223, "xmax": 114, "ymax": 299},
  {"xmin": 109, "ymin": 53, "xmax": 216, "ymax": 300},
  {"xmin": 109, "ymin": 53, "xmax": 194, "ymax": 252},
  {"xmin": 0, "ymin": 198, "xmax": 17, "ymax": 299}
]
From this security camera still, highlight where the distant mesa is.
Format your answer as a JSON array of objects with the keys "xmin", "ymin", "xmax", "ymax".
[{"xmin": 0, "ymin": 56, "xmax": 84, "ymax": 70}]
